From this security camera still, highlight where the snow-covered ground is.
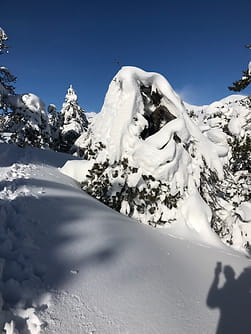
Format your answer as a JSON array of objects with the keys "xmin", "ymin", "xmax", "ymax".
[{"xmin": 1, "ymin": 143, "xmax": 251, "ymax": 334}]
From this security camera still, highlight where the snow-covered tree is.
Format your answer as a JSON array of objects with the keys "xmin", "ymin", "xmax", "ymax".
[
  {"xmin": 0, "ymin": 27, "xmax": 16, "ymax": 113},
  {"xmin": 4, "ymin": 93, "xmax": 51, "ymax": 148},
  {"xmin": 0, "ymin": 27, "xmax": 8, "ymax": 55},
  {"xmin": 48, "ymin": 103, "xmax": 61, "ymax": 150},
  {"xmin": 0, "ymin": 28, "xmax": 51, "ymax": 148},
  {"xmin": 59, "ymin": 85, "xmax": 88, "ymax": 153}
]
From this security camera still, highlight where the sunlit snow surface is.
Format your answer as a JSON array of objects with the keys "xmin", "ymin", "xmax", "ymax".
[{"xmin": 1, "ymin": 143, "xmax": 251, "ymax": 334}]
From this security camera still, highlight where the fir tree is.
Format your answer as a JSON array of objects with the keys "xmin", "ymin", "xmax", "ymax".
[
  {"xmin": 48, "ymin": 104, "xmax": 61, "ymax": 150},
  {"xmin": 228, "ymin": 45, "xmax": 251, "ymax": 92},
  {"xmin": 0, "ymin": 28, "xmax": 50, "ymax": 148},
  {"xmin": 0, "ymin": 27, "xmax": 8, "ymax": 55},
  {"xmin": 0, "ymin": 27, "xmax": 16, "ymax": 113},
  {"xmin": 59, "ymin": 85, "xmax": 88, "ymax": 152},
  {"xmin": 4, "ymin": 93, "xmax": 51, "ymax": 148}
]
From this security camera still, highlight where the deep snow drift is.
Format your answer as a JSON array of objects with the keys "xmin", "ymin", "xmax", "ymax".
[
  {"xmin": 1, "ymin": 143, "xmax": 251, "ymax": 334},
  {"xmin": 65, "ymin": 67, "xmax": 251, "ymax": 251}
]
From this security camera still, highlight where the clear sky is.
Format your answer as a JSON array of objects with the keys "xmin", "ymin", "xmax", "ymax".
[{"xmin": 1, "ymin": 0, "xmax": 251, "ymax": 113}]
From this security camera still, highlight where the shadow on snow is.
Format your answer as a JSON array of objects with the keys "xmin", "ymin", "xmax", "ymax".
[
  {"xmin": 0, "ymin": 144, "xmax": 129, "ymax": 330},
  {"xmin": 207, "ymin": 262, "xmax": 251, "ymax": 333}
]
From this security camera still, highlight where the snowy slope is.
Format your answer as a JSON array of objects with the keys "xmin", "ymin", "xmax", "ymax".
[{"xmin": 1, "ymin": 143, "xmax": 251, "ymax": 334}]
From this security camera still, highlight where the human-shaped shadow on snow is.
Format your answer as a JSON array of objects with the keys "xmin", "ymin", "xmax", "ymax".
[{"xmin": 207, "ymin": 262, "xmax": 251, "ymax": 333}]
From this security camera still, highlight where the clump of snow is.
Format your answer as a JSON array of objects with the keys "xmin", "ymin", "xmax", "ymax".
[
  {"xmin": 236, "ymin": 202, "xmax": 251, "ymax": 222},
  {"xmin": 228, "ymin": 113, "xmax": 246, "ymax": 137},
  {"xmin": 60, "ymin": 159, "xmax": 94, "ymax": 183}
]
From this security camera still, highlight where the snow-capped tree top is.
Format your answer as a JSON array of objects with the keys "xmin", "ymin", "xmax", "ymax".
[
  {"xmin": 65, "ymin": 84, "xmax": 78, "ymax": 103},
  {"xmin": 0, "ymin": 27, "xmax": 8, "ymax": 54},
  {"xmin": 6, "ymin": 93, "xmax": 48, "ymax": 125},
  {"xmin": 59, "ymin": 85, "xmax": 88, "ymax": 152},
  {"xmin": 22, "ymin": 93, "xmax": 46, "ymax": 113},
  {"xmin": 0, "ymin": 29, "xmax": 16, "ymax": 102}
]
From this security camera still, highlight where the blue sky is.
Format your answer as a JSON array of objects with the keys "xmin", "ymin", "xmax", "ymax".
[{"xmin": 1, "ymin": 0, "xmax": 251, "ymax": 113}]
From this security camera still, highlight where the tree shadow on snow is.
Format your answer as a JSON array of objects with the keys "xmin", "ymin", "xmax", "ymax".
[
  {"xmin": 207, "ymin": 262, "xmax": 251, "ymax": 333},
  {"xmin": 0, "ymin": 143, "xmax": 80, "ymax": 168},
  {"xmin": 0, "ymin": 175, "xmax": 128, "ymax": 328}
]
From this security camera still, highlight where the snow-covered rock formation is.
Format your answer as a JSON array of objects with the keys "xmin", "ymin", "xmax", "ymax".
[{"xmin": 63, "ymin": 67, "xmax": 251, "ymax": 252}]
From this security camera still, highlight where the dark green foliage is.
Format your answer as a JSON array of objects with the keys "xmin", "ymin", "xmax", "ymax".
[
  {"xmin": 0, "ymin": 28, "xmax": 16, "ymax": 113},
  {"xmin": 58, "ymin": 85, "xmax": 88, "ymax": 153},
  {"xmin": 80, "ymin": 141, "xmax": 106, "ymax": 160},
  {"xmin": 230, "ymin": 135, "xmax": 251, "ymax": 173},
  {"xmin": 0, "ymin": 67, "xmax": 16, "ymax": 96},
  {"xmin": 140, "ymin": 84, "xmax": 176, "ymax": 140},
  {"xmin": 228, "ymin": 70, "xmax": 251, "ymax": 92},
  {"xmin": 228, "ymin": 45, "xmax": 251, "ymax": 92},
  {"xmin": 2, "ymin": 109, "xmax": 50, "ymax": 148},
  {"xmin": 81, "ymin": 157, "xmax": 181, "ymax": 226}
]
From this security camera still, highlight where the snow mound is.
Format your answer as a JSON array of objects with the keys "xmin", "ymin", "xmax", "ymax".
[
  {"xmin": 62, "ymin": 67, "xmax": 251, "ymax": 249},
  {"xmin": 63, "ymin": 67, "xmax": 251, "ymax": 251},
  {"xmin": 76, "ymin": 66, "xmax": 228, "ymax": 183},
  {"xmin": 2, "ymin": 143, "xmax": 251, "ymax": 334}
]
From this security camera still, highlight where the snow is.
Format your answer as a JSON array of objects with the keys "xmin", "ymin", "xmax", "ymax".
[
  {"xmin": 7, "ymin": 93, "xmax": 46, "ymax": 114},
  {"xmin": 64, "ymin": 84, "xmax": 77, "ymax": 103},
  {"xmin": 69, "ymin": 67, "xmax": 237, "ymax": 241},
  {"xmin": 59, "ymin": 85, "xmax": 88, "ymax": 152},
  {"xmin": 179, "ymin": 189, "xmax": 218, "ymax": 244},
  {"xmin": 60, "ymin": 159, "xmax": 94, "ymax": 183},
  {"xmin": 75, "ymin": 66, "xmax": 229, "ymax": 185},
  {"xmin": 1, "ymin": 143, "xmax": 251, "ymax": 333},
  {"xmin": 81, "ymin": 66, "xmax": 185, "ymax": 163},
  {"xmin": 85, "ymin": 112, "xmax": 97, "ymax": 124},
  {"xmin": 236, "ymin": 202, "xmax": 251, "ymax": 222},
  {"xmin": 228, "ymin": 114, "xmax": 246, "ymax": 137}
]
